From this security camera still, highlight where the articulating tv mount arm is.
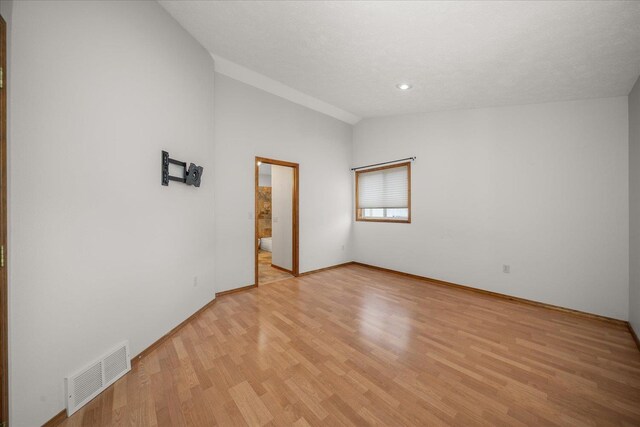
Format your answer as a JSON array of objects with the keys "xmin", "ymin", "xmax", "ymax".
[{"xmin": 161, "ymin": 150, "xmax": 203, "ymax": 187}]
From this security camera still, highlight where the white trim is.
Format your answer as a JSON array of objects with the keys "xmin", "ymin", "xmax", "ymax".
[{"xmin": 211, "ymin": 53, "xmax": 361, "ymax": 125}]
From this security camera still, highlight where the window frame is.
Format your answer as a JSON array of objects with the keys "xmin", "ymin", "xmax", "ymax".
[{"xmin": 355, "ymin": 161, "xmax": 411, "ymax": 223}]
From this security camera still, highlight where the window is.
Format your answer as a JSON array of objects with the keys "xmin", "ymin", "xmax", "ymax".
[{"xmin": 356, "ymin": 162, "xmax": 411, "ymax": 222}]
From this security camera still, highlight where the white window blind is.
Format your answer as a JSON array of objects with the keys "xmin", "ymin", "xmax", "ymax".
[{"xmin": 358, "ymin": 164, "xmax": 409, "ymax": 209}]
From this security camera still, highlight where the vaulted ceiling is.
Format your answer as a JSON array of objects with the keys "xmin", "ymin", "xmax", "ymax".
[{"xmin": 160, "ymin": 1, "xmax": 640, "ymax": 121}]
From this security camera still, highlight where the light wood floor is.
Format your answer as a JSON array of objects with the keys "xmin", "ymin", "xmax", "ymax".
[
  {"xmin": 59, "ymin": 264, "xmax": 640, "ymax": 426},
  {"xmin": 258, "ymin": 250, "xmax": 293, "ymax": 285}
]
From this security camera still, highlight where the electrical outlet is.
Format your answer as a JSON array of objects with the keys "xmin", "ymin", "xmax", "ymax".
[
  {"xmin": 341, "ymin": 245, "xmax": 345, "ymax": 251},
  {"xmin": 503, "ymin": 265, "xmax": 510, "ymax": 274},
  {"xmin": 193, "ymin": 276, "xmax": 198, "ymax": 287}
]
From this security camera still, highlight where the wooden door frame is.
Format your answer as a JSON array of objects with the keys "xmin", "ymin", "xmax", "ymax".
[
  {"xmin": 255, "ymin": 157, "xmax": 299, "ymax": 286},
  {"xmin": 0, "ymin": 14, "xmax": 8, "ymax": 427}
]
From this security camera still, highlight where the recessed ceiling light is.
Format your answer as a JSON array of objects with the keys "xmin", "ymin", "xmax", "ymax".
[
  {"xmin": 396, "ymin": 83, "xmax": 412, "ymax": 91},
  {"xmin": 257, "ymin": 161, "xmax": 262, "ymax": 166}
]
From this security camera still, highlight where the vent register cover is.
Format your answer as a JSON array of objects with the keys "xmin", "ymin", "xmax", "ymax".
[{"xmin": 65, "ymin": 341, "xmax": 131, "ymax": 416}]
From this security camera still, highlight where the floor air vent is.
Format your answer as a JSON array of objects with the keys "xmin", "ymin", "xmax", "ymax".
[{"xmin": 65, "ymin": 341, "xmax": 131, "ymax": 416}]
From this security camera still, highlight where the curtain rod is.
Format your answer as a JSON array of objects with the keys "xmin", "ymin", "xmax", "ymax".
[{"xmin": 350, "ymin": 157, "xmax": 416, "ymax": 171}]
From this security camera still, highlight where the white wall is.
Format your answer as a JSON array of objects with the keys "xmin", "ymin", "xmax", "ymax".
[
  {"xmin": 0, "ymin": 2, "xmax": 13, "ymax": 427},
  {"xmin": 258, "ymin": 163, "xmax": 272, "ymax": 187},
  {"xmin": 353, "ymin": 97, "xmax": 629, "ymax": 320},
  {"xmin": 214, "ymin": 74, "xmax": 352, "ymax": 292},
  {"xmin": 259, "ymin": 176, "xmax": 272, "ymax": 187},
  {"xmin": 271, "ymin": 165, "xmax": 293, "ymax": 270},
  {"xmin": 8, "ymin": 1, "xmax": 215, "ymax": 425},
  {"xmin": 630, "ymin": 76, "xmax": 640, "ymax": 332}
]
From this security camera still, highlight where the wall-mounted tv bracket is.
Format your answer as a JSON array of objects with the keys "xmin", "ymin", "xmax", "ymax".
[{"xmin": 161, "ymin": 150, "xmax": 204, "ymax": 187}]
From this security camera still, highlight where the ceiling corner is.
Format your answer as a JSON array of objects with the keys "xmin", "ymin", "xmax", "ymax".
[{"xmin": 210, "ymin": 53, "xmax": 361, "ymax": 125}]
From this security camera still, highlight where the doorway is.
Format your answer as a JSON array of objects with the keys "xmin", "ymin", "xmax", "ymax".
[{"xmin": 255, "ymin": 157, "xmax": 299, "ymax": 286}]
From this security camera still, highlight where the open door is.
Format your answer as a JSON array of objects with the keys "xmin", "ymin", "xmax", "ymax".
[
  {"xmin": 255, "ymin": 157, "xmax": 299, "ymax": 286},
  {"xmin": 0, "ymin": 14, "xmax": 8, "ymax": 427}
]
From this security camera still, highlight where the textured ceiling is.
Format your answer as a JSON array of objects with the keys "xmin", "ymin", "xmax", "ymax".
[{"xmin": 159, "ymin": 1, "xmax": 640, "ymax": 118}]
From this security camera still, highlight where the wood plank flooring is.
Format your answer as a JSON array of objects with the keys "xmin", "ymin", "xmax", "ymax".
[
  {"xmin": 259, "ymin": 250, "xmax": 293, "ymax": 285},
  {"xmin": 59, "ymin": 264, "xmax": 640, "ymax": 426}
]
